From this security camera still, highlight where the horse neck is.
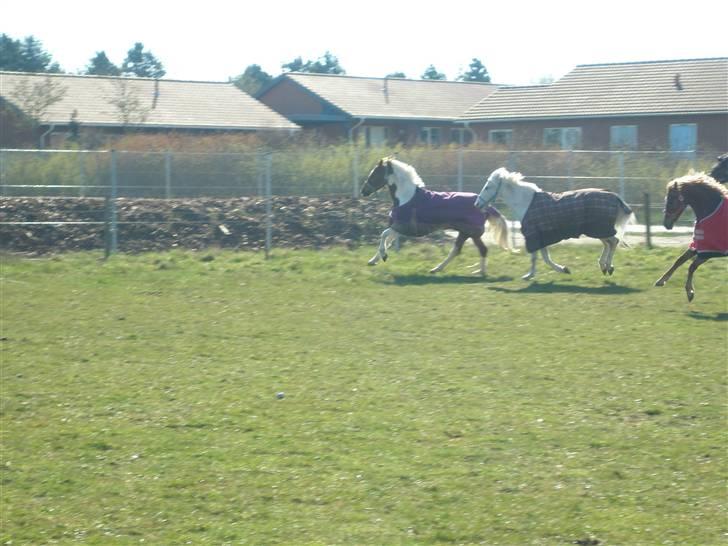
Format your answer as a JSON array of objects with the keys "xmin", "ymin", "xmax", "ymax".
[
  {"xmin": 501, "ymin": 181, "xmax": 537, "ymax": 221},
  {"xmin": 389, "ymin": 165, "xmax": 420, "ymax": 206},
  {"xmin": 685, "ymin": 184, "xmax": 725, "ymax": 220}
]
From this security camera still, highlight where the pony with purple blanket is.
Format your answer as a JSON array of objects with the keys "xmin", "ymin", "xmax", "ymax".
[{"xmin": 361, "ymin": 158, "xmax": 511, "ymax": 276}]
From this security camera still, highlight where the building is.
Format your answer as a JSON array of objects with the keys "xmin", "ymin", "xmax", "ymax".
[
  {"xmin": 256, "ymin": 72, "xmax": 500, "ymax": 146},
  {"xmin": 0, "ymin": 71, "xmax": 300, "ymax": 148},
  {"xmin": 459, "ymin": 58, "xmax": 728, "ymax": 152}
]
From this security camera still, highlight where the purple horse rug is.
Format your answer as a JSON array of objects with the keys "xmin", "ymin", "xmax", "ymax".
[
  {"xmin": 521, "ymin": 189, "xmax": 632, "ymax": 253},
  {"xmin": 389, "ymin": 187, "xmax": 495, "ymax": 237}
]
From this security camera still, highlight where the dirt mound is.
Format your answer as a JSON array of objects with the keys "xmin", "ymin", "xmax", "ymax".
[{"xmin": 0, "ymin": 196, "xmax": 445, "ymax": 254}]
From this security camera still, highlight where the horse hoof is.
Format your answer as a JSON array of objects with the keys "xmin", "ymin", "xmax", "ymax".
[
  {"xmin": 687, "ymin": 291, "xmax": 695, "ymax": 302},
  {"xmin": 367, "ymin": 261, "xmax": 377, "ymax": 266},
  {"xmin": 522, "ymin": 273, "xmax": 534, "ymax": 281},
  {"xmin": 655, "ymin": 279, "xmax": 665, "ymax": 287},
  {"xmin": 562, "ymin": 267, "xmax": 571, "ymax": 275},
  {"xmin": 382, "ymin": 254, "xmax": 388, "ymax": 262},
  {"xmin": 607, "ymin": 266, "xmax": 614, "ymax": 276}
]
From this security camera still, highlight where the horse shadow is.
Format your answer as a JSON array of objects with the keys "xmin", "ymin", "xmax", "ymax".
[
  {"xmin": 687, "ymin": 311, "xmax": 728, "ymax": 322},
  {"xmin": 383, "ymin": 274, "xmax": 514, "ymax": 286},
  {"xmin": 488, "ymin": 280, "xmax": 643, "ymax": 295}
]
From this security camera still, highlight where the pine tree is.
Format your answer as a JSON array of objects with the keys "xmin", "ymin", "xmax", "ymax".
[
  {"xmin": 121, "ymin": 43, "xmax": 165, "ymax": 78},
  {"xmin": 458, "ymin": 58, "xmax": 491, "ymax": 82},
  {"xmin": 421, "ymin": 65, "xmax": 446, "ymax": 80},
  {"xmin": 85, "ymin": 51, "xmax": 121, "ymax": 76}
]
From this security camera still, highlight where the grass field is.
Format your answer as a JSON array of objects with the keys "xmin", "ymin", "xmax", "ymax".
[{"xmin": 1, "ymin": 244, "xmax": 726, "ymax": 545}]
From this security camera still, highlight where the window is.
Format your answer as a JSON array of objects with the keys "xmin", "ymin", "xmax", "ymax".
[
  {"xmin": 364, "ymin": 126, "xmax": 388, "ymax": 147},
  {"xmin": 420, "ymin": 127, "xmax": 441, "ymax": 146},
  {"xmin": 543, "ymin": 127, "xmax": 582, "ymax": 150},
  {"xmin": 669, "ymin": 124, "xmax": 697, "ymax": 152},
  {"xmin": 610, "ymin": 125, "xmax": 638, "ymax": 150},
  {"xmin": 450, "ymin": 128, "xmax": 474, "ymax": 146},
  {"xmin": 488, "ymin": 129, "xmax": 513, "ymax": 148}
]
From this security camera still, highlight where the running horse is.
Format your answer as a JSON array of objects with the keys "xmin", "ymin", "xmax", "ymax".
[
  {"xmin": 361, "ymin": 158, "xmax": 511, "ymax": 276},
  {"xmin": 654, "ymin": 172, "xmax": 728, "ymax": 301},
  {"xmin": 475, "ymin": 168, "xmax": 634, "ymax": 279}
]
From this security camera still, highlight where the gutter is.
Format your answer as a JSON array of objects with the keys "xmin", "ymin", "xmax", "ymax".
[
  {"xmin": 40, "ymin": 124, "xmax": 56, "ymax": 149},
  {"xmin": 348, "ymin": 117, "xmax": 366, "ymax": 144},
  {"xmin": 461, "ymin": 121, "xmax": 477, "ymax": 146}
]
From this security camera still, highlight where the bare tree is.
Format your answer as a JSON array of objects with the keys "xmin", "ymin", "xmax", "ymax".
[
  {"xmin": 108, "ymin": 79, "xmax": 151, "ymax": 127},
  {"xmin": 10, "ymin": 76, "xmax": 67, "ymax": 123}
]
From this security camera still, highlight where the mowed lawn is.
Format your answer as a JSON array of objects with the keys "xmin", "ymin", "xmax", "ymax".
[{"xmin": 1, "ymin": 244, "xmax": 726, "ymax": 545}]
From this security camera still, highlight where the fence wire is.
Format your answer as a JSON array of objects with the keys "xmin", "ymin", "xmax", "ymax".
[{"xmin": 1, "ymin": 148, "xmax": 714, "ymax": 254}]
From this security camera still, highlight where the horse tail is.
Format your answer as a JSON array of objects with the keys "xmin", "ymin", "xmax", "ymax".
[
  {"xmin": 614, "ymin": 196, "xmax": 636, "ymax": 246},
  {"xmin": 484, "ymin": 206, "xmax": 513, "ymax": 251}
]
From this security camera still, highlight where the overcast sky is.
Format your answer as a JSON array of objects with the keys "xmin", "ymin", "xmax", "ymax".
[{"xmin": 4, "ymin": 0, "xmax": 727, "ymax": 85}]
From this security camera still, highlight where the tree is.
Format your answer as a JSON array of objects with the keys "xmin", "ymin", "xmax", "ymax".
[
  {"xmin": 282, "ymin": 51, "xmax": 345, "ymax": 74},
  {"xmin": 85, "ymin": 51, "xmax": 120, "ymax": 76},
  {"xmin": 457, "ymin": 58, "xmax": 491, "ymax": 82},
  {"xmin": 421, "ymin": 65, "xmax": 446, "ymax": 80},
  {"xmin": 9, "ymin": 76, "xmax": 67, "ymax": 122},
  {"xmin": 386, "ymin": 72, "xmax": 407, "ymax": 79},
  {"xmin": 231, "ymin": 64, "xmax": 273, "ymax": 96},
  {"xmin": 108, "ymin": 79, "xmax": 150, "ymax": 126},
  {"xmin": 121, "ymin": 42, "xmax": 165, "ymax": 78},
  {"xmin": 0, "ymin": 34, "xmax": 61, "ymax": 73}
]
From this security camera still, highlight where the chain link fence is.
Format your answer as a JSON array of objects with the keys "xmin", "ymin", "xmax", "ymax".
[{"xmin": 1, "ymin": 148, "xmax": 714, "ymax": 255}]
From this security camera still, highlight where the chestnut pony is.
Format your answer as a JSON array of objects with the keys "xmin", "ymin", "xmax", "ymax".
[{"xmin": 655, "ymin": 172, "xmax": 728, "ymax": 301}]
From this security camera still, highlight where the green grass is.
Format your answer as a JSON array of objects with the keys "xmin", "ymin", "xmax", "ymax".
[{"xmin": 1, "ymin": 245, "xmax": 726, "ymax": 545}]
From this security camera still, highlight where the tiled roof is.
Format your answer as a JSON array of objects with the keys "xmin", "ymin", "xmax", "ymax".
[
  {"xmin": 461, "ymin": 58, "xmax": 728, "ymax": 121},
  {"xmin": 0, "ymin": 71, "xmax": 300, "ymax": 131},
  {"xmin": 278, "ymin": 73, "xmax": 500, "ymax": 120}
]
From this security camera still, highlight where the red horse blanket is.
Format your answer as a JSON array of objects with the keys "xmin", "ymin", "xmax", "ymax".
[
  {"xmin": 521, "ymin": 189, "xmax": 631, "ymax": 253},
  {"xmin": 389, "ymin": 188, "xmax": 492, "ymax": 237},
  {"xmin": 690, "ymin": 197, "xmax": 728, "ymax": 255}
]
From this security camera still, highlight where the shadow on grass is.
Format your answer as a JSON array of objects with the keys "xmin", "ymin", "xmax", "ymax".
[
  {"xmin": 381, "ymin": 274, "xmax": 514, "ymax": 286},
  {"xmin": 687, "ymin": 311, "xmax": 728, "ymax": 322},
  {"xmin": 488, "ymin": 280, "xmax": 643, "ymax": 295}
]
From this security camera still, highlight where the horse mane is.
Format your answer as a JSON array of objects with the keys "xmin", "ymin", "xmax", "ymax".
[
  {"xmin": 667, "ymin": 171, "xmax": 728, "ymax": 197},
  {"xmin": 492, "ymin": 167, "xmax": 541, "ymax": 192},
  {"xmin": 390, "ymin": 159, "xmax": 425, "ymax": 188}
]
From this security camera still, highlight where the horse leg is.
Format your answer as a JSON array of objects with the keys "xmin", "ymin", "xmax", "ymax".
[
  {"xmin": 431, "ymin": 232, "xmax": 467, "ymax": 274},
  {"xmin": 601, "ymin": 236, "xmax": 619, "ymax": 275},
  {"xmin": 540, "ymin": 247, "xmax": 571, "ymax": 274},
  {"xmin": 368, "ymin": 227, "xmax": 395, "ymax": 265},
  {"xmin": 470, "ymin": 236, "xmax": 488, "ymax": 276},
  {"xmin": 685, "ymin": 254, "xmax": 710, "ymax": 302},
  {"xmin": 655, "ymin": 248, "xmax": 696, "ymax": 286},
  {"xmin": 598, "ymin": 239, "xmax": 610, "ymax": 274},
  {"xmin": 523, "ymin": 251, "xmax": 538, "ymax": 280}
]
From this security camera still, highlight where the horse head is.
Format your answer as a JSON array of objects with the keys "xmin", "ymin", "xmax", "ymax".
[
  {"xmin": 361, "ymin": 157, "xmax": 394, "ymax": 196},
  {"xmin": 662, "ymin": 180, "xmax": 687, "ymax": 230},
  {"xmin": 475, "ymin": 167, "xmax": 510, "ymax": 210},
  {"xmin": 709, "ymin": 153, "xmax": 728, "ymax": 184}
]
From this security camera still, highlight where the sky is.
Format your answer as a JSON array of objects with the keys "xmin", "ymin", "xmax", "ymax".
[{"xmin": 4, "ymin": 0, "xmax": 727, "ymax": 86}]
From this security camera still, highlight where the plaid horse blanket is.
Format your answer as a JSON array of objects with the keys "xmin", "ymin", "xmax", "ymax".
[
  {"xmin": 389, "ymin": 187, "xmax": 490, "ymax": 237},
  {"xmin": 521, "ymin": 189, "xmax": 631, "ymax": 252}
]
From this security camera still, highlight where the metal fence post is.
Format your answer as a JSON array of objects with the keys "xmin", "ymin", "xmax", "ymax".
[
  {"xmin": 264, "ymin": 152, "xmax": 273, "ymax": 258},
  {"xmin": 165, "ymin": 152, "xmax": 172, "ymax": 199},
  {"xmin": 352, "ymin": 146, "xmax": 360, "ymax": 198},
  {"xmin": 457, "ymin": 148, "xmax": 464, "ymax": 191},
  {"xmin": 109, "ymin": 150, "xmax": 118, "ymax": 254},
  {"xmin": 567, "ymin": 150, "xmax": 574, "ymax": 190},
  {"xmin": 0, "ymin": 149, "xmax": 6, "ymax": 196},
  {"xmin": 644, "ymin": 192, "xmax": 652, "ymax": 249},
  {"xmin": 618, "ymin": 151, "xmax": 625, "ymax": 200}
]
